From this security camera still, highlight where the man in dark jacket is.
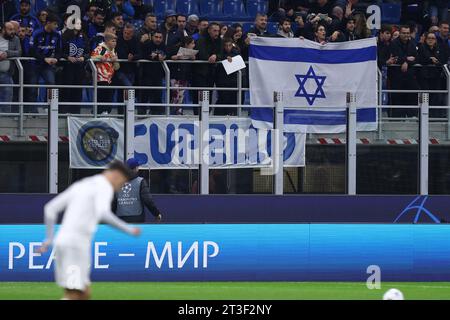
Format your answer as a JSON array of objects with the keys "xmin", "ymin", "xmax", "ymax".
[
  {"xmin": 29, "ymin": 13, "xmax": 62, "ymax": 109},
  {"xmin": 140, "ymin": 29, "xmax": 166, "ymax": 114},
  {"xmin": 113, "ymin": 158, "xmax": 163, "ymax": 223},
  {"xmin": 113, "ymin": 22, "xmax": 139, "ymax": 108},
  {"xmin": 160, "ymin": 9, "xmax": 183, "ymax": 53},
  {"xmin": 191, "ymin": 22, "xmax": 222, "ymax": 112},
  {"xmin": 388, "ymin": 25, "xmax": 419, "ymax": 118}
]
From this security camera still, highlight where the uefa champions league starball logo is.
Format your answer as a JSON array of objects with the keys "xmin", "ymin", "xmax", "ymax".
[{"xmin": 121, "ymin": 183, "xmax": 132, "ymax": 194}]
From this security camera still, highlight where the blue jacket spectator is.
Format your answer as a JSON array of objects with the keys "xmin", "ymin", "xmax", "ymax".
[
  {"xmin": 160, "ymin": 10, "xmax": 183, "ymax": 52},
  {"xmin": 28, "ymin": 14, "xmax": 62, "ymax": 107},
  {"xmin": 11, "ymin": 0, "xmax": 40, "ymax": 34},
  {"xmin": 87, "ymin": 9, "xmax": 106, "ymax": 38}
]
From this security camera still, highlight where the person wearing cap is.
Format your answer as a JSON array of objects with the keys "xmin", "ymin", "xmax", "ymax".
[
  {"xmin": 160, "ymin": 9, "xmax": 183, "ymax": 52},
  {"xmin": 11, "ymin": 0, "xmax": 40, "ymax": 36},
  {"xmin": 112, "ymin": 158, "xmax": 163, "ymax": 223}
]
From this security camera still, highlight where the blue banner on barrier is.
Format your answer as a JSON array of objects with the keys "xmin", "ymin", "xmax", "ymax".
[{"xmin": 1, "ymin": 224, "xmax": 450, "ymax": 281}]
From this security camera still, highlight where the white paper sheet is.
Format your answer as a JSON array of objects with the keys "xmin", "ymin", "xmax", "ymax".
[
  {"xmin": 221, "ymin": 55, "xmax": 246, "ymax": 75},
  {"xmin": 176, "ymin": 47, "xmax": 198, "ymax": 59}
]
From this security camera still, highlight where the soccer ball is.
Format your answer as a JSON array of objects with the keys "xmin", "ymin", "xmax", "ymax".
[{"xmin": 383, "ymin": 288, "xmax": 404, "ymax": 300}]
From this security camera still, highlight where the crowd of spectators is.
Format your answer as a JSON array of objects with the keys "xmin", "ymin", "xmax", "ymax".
[{"xmin": 0, "ymin": 0, "xmax": 448, "ymax": 117}]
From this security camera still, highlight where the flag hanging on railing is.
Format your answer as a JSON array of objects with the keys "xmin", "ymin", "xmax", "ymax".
[{"xmin": 249, "ymin": 37, "xmax": 378, "ymax": 133}]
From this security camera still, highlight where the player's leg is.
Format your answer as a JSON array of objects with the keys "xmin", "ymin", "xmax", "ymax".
[
  {"xmin": 63, "ymin": 288, "xmax": 85, "ymax": 300},
  {"xmin": 55, "ymin": 244, "xmax": 91, "ymax": 300},
  {"xmin": 82, "ymin": 286, "xmax": 92, "ymax": 300}
]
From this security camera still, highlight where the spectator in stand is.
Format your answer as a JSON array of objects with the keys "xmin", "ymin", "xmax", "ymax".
[
  {"xmin": 91, "ymin": 0, "xmax": 113, "ymax": 15},
  {"xmin": 248, "ymin": 13, "xmax": 270, "ymax": 36},
  {"xmin": 160, "ymin": 10, "xmax": 183, "ymax": 53},
  {"xmin": 110, "ymin": 11, "xmax": 125, "ymax": 31},
  {"xmin": 0, "ymin": 22, "xmax": 21, "ymax": 113},
  {"xmin": 219, "ymin": 23, "xmax": 228, "ymax": 39},
  {"xmin": 11, "ymin": 0, "xmax": 40, "ymax": 36},
  {"xmin": 340, "ymin": 15, "xmax": 358, "ymax": 41},
  {"xmin": 226, "ymin": 23, "xmax": 248, "ymax": 59},
  {"xmin": 140, "ymin": 30, "xmax": 166, "ymax": 115},
  {"xmin": 277, "ymin": 18, "xmax": 294, "ymax": 38},
  {"xmin": 377, "ymin": 25, "xmax": 394, "ymax": 70},
  {"xmin": 89, "ymin": 21, "xmax": 116, "ymax": 51},
  {"xmin": 309, "ymin": 0, "xmax": 334, "ymax": 16},
  {"xmin": 168, "ymin": 36, "xmax": 196, "ymax": 114},
  {"xmin": 224, "ymin": 23, "xmax": 248, "ymax": 104},
  {"xmin": 191, "ymin": 22, "xmax": 222, "ymax": 113},
  {"xmin": 309, "ymin": 22, "xmax": 340, "ymax": 44},
  {"xmin": 83, "ymin": 4, "xmax": 98, "ymax": 23},
  {"xmin": 91, "ymin": 32, "xmax": 120, "ymax": 114},
  {"xmin": 87, "ymin": 9, "xmax": 106, "ymax": 38},
  {"xmin": 215, "ymin": 38, "xmax": 240, "ymax": 116},
  {"xmin": 37, "ymin": 10, "xmax": 48, "ymax": 29},
  {"xmin": 9, "ymin": 20, "xmax": 19, "ymax": 37},
  {"xmin": 129, "ymin": 0, "xmax": 152, "ymax": 21},
  {"xmin": 113, "ymin": 22, "xmax": 139, "ymax": 108},
  {"xmin": 177, "ymin": 14, "xmax": 188, "ymax": 37},
  {"xmin": 192, "ymin": 18, "xmax": 208, "ymax": 40},
  {"xmin": 111, "ymin": 0, "xmax": 135, "ymax": 21},
  {"xmin": 408, "ymin": 21, "xmax": 419, "ymax": 44},
  {"xmin": 186, "ymin": 14, "xmax": 199, "ymax": 36},
  {"xmin": 388, "ymin": 25, "xmax": 419, "ymax": 117},
  {"xmin": 274, "ymin": 0, "xmax": 310, "ymax": 22},
  {"xmin": 300, "ymin": 11, "xmax": 337, "ymax": 40},
  {"xmin": 392, "ymin": 28, "xmax": 400, "ymax": 41},
  {"xmin": 377, "ymin": 25, "xmax": 394, "ymax": 107},
  {"xmin": 436, "ymin": 21, "xmax": 450, "ymax": 63},
  {"xmin": 60, "ymin": 18, "xmax": 89, "ymax": 114},
  {"xmin": 353, "ymin": 12, "xmax": 370, "ymax": 39},
  {"xmin": 29, "ymin": 13, "xmax": 62, "ymax": 111},
  {"xmin": 417, "ymin": 31, "xmax": 449, "ymax": 117},
  {"xmin": 429, "ymin": 25, "xmax": 440, "ymax": 33},
  {"xmin": 137, "ymin": 13, "xmax": 157, "ymax": 45},
  {"xmin": 0, "ymin": 0, "xmax": 17, "ymax": 27}
]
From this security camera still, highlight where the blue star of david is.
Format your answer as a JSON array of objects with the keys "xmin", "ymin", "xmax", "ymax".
[{"xmin": 294, "ymin": 66, "xmax": 327, "ymax": 106}]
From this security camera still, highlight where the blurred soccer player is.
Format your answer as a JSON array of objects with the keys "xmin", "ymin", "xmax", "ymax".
[{"xmin": 38, "ymin": 161, "xmax": 141, "ymax": 300}]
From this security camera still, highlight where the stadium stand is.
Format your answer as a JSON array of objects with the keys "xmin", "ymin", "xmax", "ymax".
[{"xmin": 0, "ymin": 0, "xmax": 450, "ymax": 194}]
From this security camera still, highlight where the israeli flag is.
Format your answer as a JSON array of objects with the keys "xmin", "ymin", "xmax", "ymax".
[{"xmin": 249, "ymin": 37, "xmax": 378, "ymax": 133}]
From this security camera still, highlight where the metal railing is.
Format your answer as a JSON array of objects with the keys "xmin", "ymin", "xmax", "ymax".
[{"xmin": 0, "ymin": 58, "xmax": 449, "ymax": 134}]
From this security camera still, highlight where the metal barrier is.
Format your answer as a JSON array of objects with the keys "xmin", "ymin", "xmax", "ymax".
[{"xmin": 0, "ymin": 57, "xmax": 449, "ymax": 134}]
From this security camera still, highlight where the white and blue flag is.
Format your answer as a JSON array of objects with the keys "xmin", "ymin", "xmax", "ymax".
[{"xmin": 249, "ymin": 37, "xmax": 378, "ymax": 133}]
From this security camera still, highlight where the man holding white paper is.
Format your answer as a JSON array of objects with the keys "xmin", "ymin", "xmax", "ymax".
[{"xmin": 215, "ymin": 38, "xmax": 243, "ymax": 116}]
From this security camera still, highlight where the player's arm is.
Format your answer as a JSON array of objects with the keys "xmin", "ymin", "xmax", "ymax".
[
  {"xmin": 101, "ymin": 210, "xmax": 141, "ymax": 236},
  {"xmin": 38, "ymin": 187, "xmax": 74, "ymax": 253}
]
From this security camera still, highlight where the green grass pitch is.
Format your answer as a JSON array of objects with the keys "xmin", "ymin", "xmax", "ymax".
[{"xmin": 1, "ymin": 282, "xmax": 450, "ymax": 300}]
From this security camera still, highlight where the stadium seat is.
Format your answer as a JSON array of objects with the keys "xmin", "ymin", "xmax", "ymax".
[
  {"xmin": 34, "ymin": 0, "xmax": 49, "ymax": 13},
  {"xmin": 133, "ymin": 19, "xmax": 144, "ymax": 30},
  {"xmin": 246, "ymin": 0, "xmax": 269, "ymax": 17},
  {"xmin": 223, "ymin": 0, "xmax": 249, "ymax": 21},
  {"xmin": 381, "ymin": 3, "xmax": 401, "ymax": 24},
  {"xmin": 267, "ymin": 22, "xmax": 278, "ymax": 35},
  {"xmin": 199, "ymin": 0, "xmax": 223, "ymax": 20},
  {"xmin": 176, "ymin": 0, "xmax": 199, "ymax": 16},
  {"xmin": 242, "ymin": 22, "xmax": 254, "ymax": 33},
  {"xmin": 153, "ymin": 0, "xmax": 176, "ymax": 19}
]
